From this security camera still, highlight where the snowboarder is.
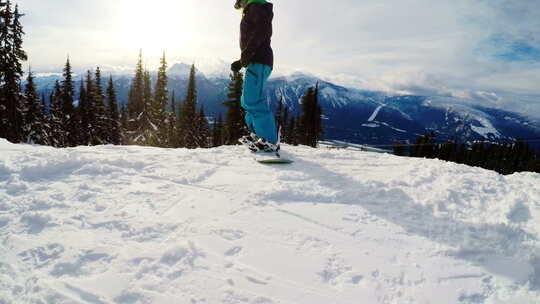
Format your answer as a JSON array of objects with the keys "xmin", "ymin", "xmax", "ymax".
[{"xmin": 231, "ymin": 0, "xmax": 279, "ymax": 155}]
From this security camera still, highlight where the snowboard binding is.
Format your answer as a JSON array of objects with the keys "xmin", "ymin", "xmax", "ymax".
[{"xmin": 239, "ymin": 133, "xmax": 280, "ymax": 155}]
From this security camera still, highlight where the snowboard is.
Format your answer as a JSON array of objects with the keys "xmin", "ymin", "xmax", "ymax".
[
  {"xmin": 249, "ymin": 128, "xmax": 293, "ymax": 164},
  {"xmin": 253, "ymin": 152, "xmax": 294, "ymax": 164}
]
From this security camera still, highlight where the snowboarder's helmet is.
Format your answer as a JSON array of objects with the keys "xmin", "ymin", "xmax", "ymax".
[{"xmin": 234, "ymin": 0, "xmax": 248, "ymax": 10}]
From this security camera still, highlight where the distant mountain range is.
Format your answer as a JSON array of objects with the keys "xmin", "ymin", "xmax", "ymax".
[{"xmin": 33, "ymin": 63, "xmax": 540, "ymax": 148}]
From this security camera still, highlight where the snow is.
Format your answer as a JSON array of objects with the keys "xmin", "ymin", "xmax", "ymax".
[
  {"xmin": 1, "ymin": 138, "xmax": 540, "ymax": 303},
  {"xmin": 319, "ymin": 140, "xmax": 391, "ymax": 153},
  {"xmin": 320, "ymin": 87, "xmax": 348, "ymax": 108},
  {"xmin": 379, "ymin": 121, "xmax": 407, "ymax": 133},
  {"xmin": 470, "ymin": 116, "xmax": 502, "ymax": 139},
  {"xmin": 362, "ymin": 121, "xmax": 406, "ymax": 133},
  {"xmin": 367, "ymin": 105, "xmax": 384, "ymax": 122},
  {"xmin": 34, "ymin": 73, "xmax": 64, "ymax": 78}
]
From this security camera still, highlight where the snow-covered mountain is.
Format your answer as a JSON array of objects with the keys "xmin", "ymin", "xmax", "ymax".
[
  {"xmin": 33, "ymin": 67, "xmax": 540, "ymax": 147},
  {"xmin": 1, "ymin": 139, "xmax": 539, "ymax": 303}
]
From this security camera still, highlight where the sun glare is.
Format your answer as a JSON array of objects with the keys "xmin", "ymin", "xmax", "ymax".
[{"xmin": 117, "ymin": 0, "xmax": 195, "ymax": 56}]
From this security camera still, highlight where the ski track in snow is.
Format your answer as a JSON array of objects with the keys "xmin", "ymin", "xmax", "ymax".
[
  {"xmin": 367, "ymin": 105, "xmax": 384, "ymax": 122},
  {"xmin": 1, "ymin": 139, "xmax": 540, "ymax": 303}
]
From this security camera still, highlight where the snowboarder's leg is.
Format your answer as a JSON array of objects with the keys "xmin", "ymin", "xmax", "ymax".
[{"xmin": 241, "ymin": 63, "xmax": 278, "ymax": 144}]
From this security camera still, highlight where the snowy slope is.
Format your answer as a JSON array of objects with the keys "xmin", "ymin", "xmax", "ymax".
[{"xmin": 1, "ymin": 139, "xmax": 540, "ymax": 304}]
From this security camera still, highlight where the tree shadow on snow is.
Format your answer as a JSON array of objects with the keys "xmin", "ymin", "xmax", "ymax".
[{"xmin": 275, "ymin": 157, "xmax": 540, "ymax": 290}]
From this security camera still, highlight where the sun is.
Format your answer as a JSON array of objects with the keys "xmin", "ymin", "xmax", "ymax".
[{"xmin": 116, "ymin": 0, "xmax": 195, "ymax": 56}]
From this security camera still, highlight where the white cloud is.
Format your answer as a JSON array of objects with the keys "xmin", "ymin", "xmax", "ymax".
[{"xmin": 14, "ymin": 0, "xmax": 540, "ymax": 116}]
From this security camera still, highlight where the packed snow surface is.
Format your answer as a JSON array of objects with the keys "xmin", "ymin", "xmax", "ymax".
[{"xmin": 1, "ymin": 139, "xmax": 540, "ymax": 304}]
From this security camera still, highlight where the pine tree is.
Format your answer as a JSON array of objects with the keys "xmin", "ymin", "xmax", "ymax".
[
  {"xmin": 0, "ymin": 1, "xmax": 27, "ymax": 142},
  {"xmin": 84, "ymin": 70, "xmax": 102, "ymax": 145},
  {"xmin": 275, "ymin": 96, "xmax": 287, "ymax": 142},
  {"xmin": 313, "ymin": 84, "xmax": 323, "ymax": 145},
  {"xmin": 298, "ymin": 84, "xmax": 323, "ymax": 147},
  {"xmin": 393, "ymin": 142, "xmax": 407, "ymax": 156},
  {"xmin": 78, "ymin": 77, "xmax": 90, "ymax": 145},
  {"xmin": 135, "ymin": 69, "xmax": 159, "ymax": 146},
  {"xmin": 529, "ymin": 148, "xmax": 540, "ymax": 173},
  {"xmin": 41, "ymin": 92, "xmax": 48, "ymax": 114},
  {"xmin": 212, "ymin": 114, "xmax": 224, "ymax": 147},
  {"xmin": 153, "ymin": 53, "xmax": 169, "ymax": 146},
  {"xmin": 119, "ymin": 104, "xmax": 128, "ymax": 144},
  {"xmin": 413, "ymin": 131, "xmax": 437, "ymax": 158},
  {"xmin": 49, "ymin": 81, "xmax": 64, "ymax": 147},
  {"xmin": 178, "ymin": 64, "xmax": 199, "ymax": 149},
  {"xmin": 61, "ymin": 57, "xmax": 78, "ymax": 146},
  {"xmin": 93, "ymin": 67, "xmax": 109, "ymax": 144},
  {"xmin": 126, "ymin": 50, "xmax": 145, "ymax": 144},
  {"xmin": 196, "ymin": 106, "xmax": 210, "ymax": 148},
  {"xmin": 166, "ymin": 92, "xmax": 178, "ymax": 148},
  {"xmin": 23, "ymin": 69, "xmax": 49, "ymax": 145},
  {"xmin": 128, "ymin": 50, "xmax": 145, "ymax": 116},
  {"xmin": 287, "ymin": 116, "xmax": 299, "ymax": 146},
  {"xmin": 106, "ymin": 76, "xmax": 121, "ymax": 145},
  {"xmin": 222, "ymin": 72, "xmax": 245, "ymax": 145},
  {"xmin": 281, "ymin": 103, "xmax": 290, "ymax": 143},
  {"xmin": 275, "ymin": 97, "xmax": 283, "ymax": 129}
]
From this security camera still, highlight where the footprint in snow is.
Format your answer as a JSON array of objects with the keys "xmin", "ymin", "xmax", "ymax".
[
  {"xmin": 224, "ymin": 246, "xmax": 243, "ymax": 257},
  {"xmin": 18, "ymin": 243, "xmax": 65, "ymax": 268},
  {"xmin": 50, "ymin": 250, "xmax": 114, "ymax": 277},
  {"xmin": 246, "ymin": 276, "xmax": 269, "ymax": 285},
  {"xmin": 113, "ymin": 292, "xmax": 150, "ymax": 304},
  {"xmin": 507, "ymin": 202, "xmax": 531, "ymax": 223},
  {"xmin": 20, "ymin": 212, "xmax": 57, "ymax": 234},
  {"xmin": 215, "ymin": 229, "xmax": 246, "ymax": 241}
]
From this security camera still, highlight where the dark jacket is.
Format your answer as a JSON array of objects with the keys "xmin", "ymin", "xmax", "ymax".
[{"xmin": 240, "ymin": 2, "xmax": 274, "ymax": 69}]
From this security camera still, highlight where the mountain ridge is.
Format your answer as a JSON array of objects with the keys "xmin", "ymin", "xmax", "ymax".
[{"xmin": 31, "ymin": 65, "xmax": 540, "ymax": 148}]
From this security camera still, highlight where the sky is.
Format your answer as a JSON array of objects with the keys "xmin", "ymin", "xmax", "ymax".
[{"xmin": 15, "ymin": 0, "xmax": 540, "ymax": 116}]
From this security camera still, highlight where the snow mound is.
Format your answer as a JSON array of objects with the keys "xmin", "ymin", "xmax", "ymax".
[{"xmin": 1, "ymin": 142, "xmax": 539, "ymax": 303}]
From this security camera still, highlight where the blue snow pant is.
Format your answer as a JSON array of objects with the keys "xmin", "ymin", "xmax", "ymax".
[{"xmin": 241, "ymin": 63, "xmax": 278, "ymax": 144}]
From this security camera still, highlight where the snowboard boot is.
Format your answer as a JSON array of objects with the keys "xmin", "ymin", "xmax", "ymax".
[
  {"xmin": 239, "ymin": 133, "xmax": 261, "ymax": 152},
  {"xmin": 239, "ymin": 134, "xmax": 280, "ymax": 155},
  {"xmin": 254, "ymin": 137, "xmax": 280, "ymax": 153}
]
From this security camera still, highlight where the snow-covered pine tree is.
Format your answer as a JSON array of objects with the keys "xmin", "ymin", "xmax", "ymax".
[
  {"xmin": 49, "ymin": 81, "xmax": 65, "ymax": 147},
  {"xmin": 166, "ymin": 92, "xmax": 179, "ymax": 148},
  {"xmin": 0, "ymin": 1, "xmax": 27, "ymax": 143},
  {"xmin": 126, "ymin": 50, "xmax": 145, "ymax": 144},
  {"xmin": 93, "ymin": 67, "xmax": 109, "ymax": 145},
  {"xmin": 178, "ymin": 64, "xmax": 199, "ymax": 149},
  {"xmin": 61, "ymin": 58, "xmax": 78, "ymax": 146},
  {"xmin": 153, "ymin": 53, "xmax": 169, "ymax": 147},
  {"xmin": 211, "ymin": 114, "xmax": 224, "ymax": 147},
  {"xmin": 136, "ymin": 69, "xmax": 159, "ymax": 146},
  {"xmin": 78, "ymin": 77, "xmax": 90, "ymax": 145},
  {"xmin": 23, "ymin": 69, "xmax": 49, "ymax": 145},
  {"xmin": 84, "ymin": 70, "xmax": 101, "ymax": 145},
  {"xmin": 106, "ymin": 75, "xmax": 121, "ymax": 145},
  {"xmin": 119, "ymin": 104, "xmax": 128, "ymax": 144},
  {"xmin": 175, "ymin": 95, "xmax": 184, "ymax": 148},
  {"xmin": 41, "ymin": 92, "xmax": 48, "ymax": 114},
  {"xmin": 222, "ymin": 72, "xmax": 245, "ymax": 145},
  {"xmin": 196, "ymin": 106, "xmax": 210, "ymax": 148}
]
